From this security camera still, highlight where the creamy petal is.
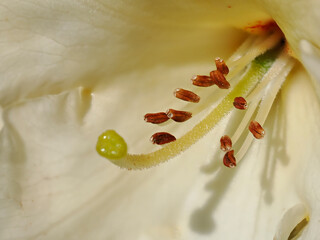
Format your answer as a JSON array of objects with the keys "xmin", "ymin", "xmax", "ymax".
[
  {"xmin": 300, "ymin": 40, "xmax": 320, "ymax": 97},
  {"xmin": 274, "ymin": 204, "xmax": 308, "ymax": 240},
  {"xmin": 282, "ymin": 64, "xmax": 320, "ymax": 239},
  {"xmin": 257, "ymin": 0, "xmax": 320, "ymax": 59},
  {"xmin": 0, "ymin": 64, "xmax": 317, "ymax": 240},
  {"xmin": 1, "ymin": 0, "xmax": 320, "ymax": 240},
  {"xmin": 0, "ymin": 0, "xmax": 269, "ymax": 106}
]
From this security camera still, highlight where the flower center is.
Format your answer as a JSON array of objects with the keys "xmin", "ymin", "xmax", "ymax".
[{"xmin": 96, "ymin": 27, "xmax": 295, "ymax": 170}]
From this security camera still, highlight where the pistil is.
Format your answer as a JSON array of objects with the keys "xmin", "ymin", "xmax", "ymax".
[{"xmin": 96, "ymin": 30, "xmax": 293, "ymax": 170}]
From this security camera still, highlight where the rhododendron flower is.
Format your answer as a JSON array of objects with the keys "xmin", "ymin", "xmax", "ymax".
[{"xmin": 0, "ymin": 0, "xmax": 319, "ymax": 240}]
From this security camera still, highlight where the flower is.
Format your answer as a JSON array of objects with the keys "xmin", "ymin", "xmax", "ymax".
[{"xmin": 0, "ymin": 0, "xmax": 320, "ymax": 240}]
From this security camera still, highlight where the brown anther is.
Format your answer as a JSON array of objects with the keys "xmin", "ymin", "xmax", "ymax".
[
  {"xmin": 166, "ymin": 109, "xmax": 192, "ymax": 122},
  {"xmin": 144, "ymin": 112, "xmax": 169, "ymax": 124},
  {"xmin": 191, "ymin": 75, "xmax": 215, "ymax": 87},
  {"xmin": 210, "ymin": 70, "xmax": 230, "ymax": 89},
  {"xmin": 150, "ymin": 132, "xmax": 176, "ymax": 145},
  {"xmin": 249, "ymin": 120, "xmax": 265, "ymax": 139},
  {"xmin": 220, "ymin": 135, "xmax": 232, "ymax": 152},
  {"xmin": 215, "ymin": 57, "xmax": 229, "ymax": 75},
  {"xmin": 223, "ymin": 150, "xmax": 236, "ymax": 168},
  {"xmin": 233, "ymin": 97, "xmax": 248, "ymax": 110},
  {"xmin": 174, "ymin": 88, "xmax": 200, "ymax": 103}
]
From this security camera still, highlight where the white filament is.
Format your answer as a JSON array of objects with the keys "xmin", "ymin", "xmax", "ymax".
[
  {"xmin": 235, "ymin": 54, "xmax": 295, "ymax": 162},
  {"xmin": 227, "ymin": 31, "xmax": 283, "ymax": 80},
  {"xmin": 231, "ymin": 51, "xmax": 292, "ymax": 145},
  {"xmin": 104, "ymin": 33, "xmax": 287, "ymax": 170}
]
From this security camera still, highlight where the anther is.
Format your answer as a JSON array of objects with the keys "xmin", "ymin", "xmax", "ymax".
[
  {"xmin": 215, "ymin": 57, "xmax": 229, "ymax": 75},
  {"xmin": 191, "ymin": 75, "xmax": 215, "ymax": 87},
  {"xmin": 150, "ymin": 132, "xmax": 176, "ymax": 145},
  {"xmin": 166, "ymin": 109, "xmax": 192, "ymax": 122},
  {"xmin": 174, "ymin": 88, "xmax": 200, "ymax": 103},
  {"xmin": 220, "ymin": 135, "xmax": 232, "ymax": 151},
  {"xmin": 249, "ymin": 120, "xmax": 265, "ymax": 139},
  {"xmin": 144, "ymin": 112, "xmax": 170, "ymax": 124},
  {"xmin": 223, "ymin": 150, "xmax": 236, "ymax": 168},
  {"xmin": 233, "ymin": 97, "xmax": 248, "ymax": 110},
  {"xmin": 210, "ymin": 70, "xmax": 231, "ymax": 89}
]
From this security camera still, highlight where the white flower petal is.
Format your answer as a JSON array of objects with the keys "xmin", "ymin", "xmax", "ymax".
[
  {"xmin": 0, "ymin": 0, "xmax": 269, "ymax": 106},
  {"xmin": 1, "ymin": 0, "xmax": 320, "ymax": 240},
  {"xmin": 300, "ymin": 40, "xmax": 320, "ymax": 97},
  {"xmin": 274, "ymin": 203, "xmax": 308, "ymax": 240},
  {"xmin": 1, "ymin": 65, "xmax": 318, "ymax": 240},
  {"xmin": 281, "ymin": 64, "xmax": 320, "ymax": 239},
  {"xmin": 257, "ymin": 0, "xmax": 320, "ymax": 59}
]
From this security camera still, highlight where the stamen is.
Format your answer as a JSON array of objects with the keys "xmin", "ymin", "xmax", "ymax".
[
  {"xmin": 220, "ymin": 135, "xmax": 232, "ymax": 151},
  {"xmin": 233, "ymin": 97, "xmax": 248, "ymax": 110},
  {"xmin": 215, "ymin": 57, "xmax": 229, "ymax": 75},
  {"xmin": 150, "ymin": 132, "xmax": 176, "ymax": 145},
  {"xmin": 246, "ymin": 51, "xmax": 292, "ymax": 103},
  {"xmin": 235, "ymin": 53, "xmax": 295, "ymax": 163},
  {"xmin": 249, "ymin": 120, "xmax": 265, "ymax": 139},
  {"xmin": 230, "ymin": 50, "xmax": 293, "ymax": 147},
  {"xmin": 144, "ymin": 112, "xmax": 169, "ymax": 124},
  {"xmin": 223, "ymin": 150, "xmax": 236, "ymax": 168},
  {"xmin": 191, "ymin": 75, "xmax": 215, "ymax": 87},
  {"xmin": 228, "ymin": 35, "xmax": 261, "ymax": 63},
  {"xmin": 96, "ymin": 34, "xmax": 287, "ymax": 170},
  {"xmin": 230, "ymin": 100, "xmax": 260, "ymax": 144},
  {"xmin": 227, "ymin": 31, "xmax": 283, "ymax": 80},
  {"xmin": 174, "ymin": 88, "xmax": 200, "ymax": 103},
  {"xmin": 210, "ymin": 70, "xmax": 230, "ymax": 89},
  {"xmin": 166, "ymin": 109, "xmax": 192, "ymax": 122}
]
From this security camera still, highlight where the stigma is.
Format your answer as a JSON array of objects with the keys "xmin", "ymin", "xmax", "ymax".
[{"xmin": 96, "ymin": 28, "xmax": 295, "ymax": 170}]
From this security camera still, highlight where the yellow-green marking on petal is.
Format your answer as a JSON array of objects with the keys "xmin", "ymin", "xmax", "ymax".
[{"xmin": 96, "ymin": 130, "xmax": 127, "ymax": 159}]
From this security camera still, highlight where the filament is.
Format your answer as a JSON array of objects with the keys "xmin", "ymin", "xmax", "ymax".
[
  {"xmin": 97, "ymin": 33, "xmax": 288, "ymax": 170},
  {"xmin": 235, "ymin": 56, "xmax": 295, "ymax": 162}
]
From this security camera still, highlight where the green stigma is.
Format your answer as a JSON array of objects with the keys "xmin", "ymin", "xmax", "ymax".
[{"xmin": 96, "ymin": 130, "xmax": 127, "ymax": 159}]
